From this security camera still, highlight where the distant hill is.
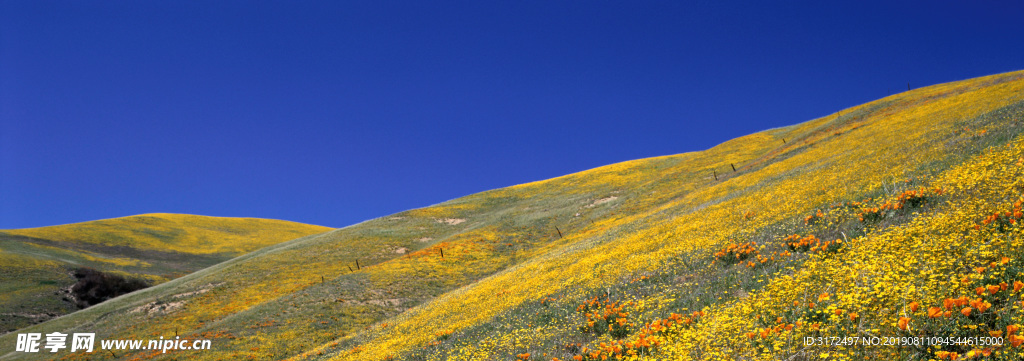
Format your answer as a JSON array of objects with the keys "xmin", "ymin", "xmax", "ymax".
[
  {"xmin": 0, "ymin": 213, "xmax": 331, "ymax": 332},
  {"xmin": 2, "ymin": 70, "xmax": 1023, "ymax": 360}
]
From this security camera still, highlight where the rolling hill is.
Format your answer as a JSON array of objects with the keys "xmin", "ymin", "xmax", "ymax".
[
  {"xmin": 0, "ymin": 214, "xmax": 332, "ymax": 333},
  {"xmin": 2, "ymin": 69, "xmax": 1023, "ymax": 360}
]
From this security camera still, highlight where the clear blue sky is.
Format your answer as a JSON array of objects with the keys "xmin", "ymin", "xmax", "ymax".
[{"xmin": 1, "ymin": 1, "xmax": 1022, "ymax": 229}]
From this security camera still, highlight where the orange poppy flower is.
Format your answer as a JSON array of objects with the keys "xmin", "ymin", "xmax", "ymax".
[
  {"xmin": 1008, "ymin": 324, "xmax": 1020, "ymax": 335},
  {"xmin": 961, "ymin": 307, "xmax": 973, "ymax": 317},
  {"xmin": 927, "ymin": 307, "xmax": 942, "ymax": 318},
  {"xmin": 1014, "ymin": 281, "xmax": 1023, "ymax": 292},
  {"xmin": 969, "ymin": 298, "xmax": 982, "ymax": 308},
  {"xmin": 977, "ymin": 302, "xmax": 990, "ymax": 313},
  {"xmin": 987, "ymin": 285, "xmax": 1001, "ymax": 295},
  {"xmin": 848, "ymin": 312, "xmax": 858, "ymax": 321},
  {"xmin": 1011, "ymin": 335, "xmax": 1024, "ymax": 348},
  {"xmin": 909, "ymin": 301, "xmax": 920, "ymax": 312},
  {"xmin": 898, "ymin": 317, "xmax": 910, "ymax": 330}
]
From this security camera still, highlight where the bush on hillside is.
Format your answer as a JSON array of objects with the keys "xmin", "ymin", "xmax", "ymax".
[{"xmin": 70, "ymin": 268, "xmax": 150, "ymax": 308}]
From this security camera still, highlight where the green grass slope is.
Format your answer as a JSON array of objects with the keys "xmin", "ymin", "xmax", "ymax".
[
  {"xmin": 0, "ymin": 214, "xmax": 332, "ymax": 333},
  {"xmin": 1, "ymin": 70, "xmax": 1022, "ymax": 361}
]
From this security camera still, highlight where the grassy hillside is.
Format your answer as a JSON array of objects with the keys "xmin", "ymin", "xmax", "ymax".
[
  {"xmin": 1, "ymin": 70, "xmax": 1023, "ymax": 361},
  {"xmin": 0, "ymin": 214, "xmax": 332, "ymax": 332}
]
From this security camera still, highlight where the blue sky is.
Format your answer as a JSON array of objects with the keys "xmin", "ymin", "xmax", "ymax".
[{"xmin": 2, "ymin": 1, "xmax": 1022, "ymax": 229}]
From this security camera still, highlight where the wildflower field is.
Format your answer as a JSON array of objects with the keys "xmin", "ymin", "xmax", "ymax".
[
  {"xmin": 0, "ymin": 214, "xmax": 332, "ymax": 332},
  {"xmin": 2, "ymin": 70, "xmax": 1024, "ymax": 361}
]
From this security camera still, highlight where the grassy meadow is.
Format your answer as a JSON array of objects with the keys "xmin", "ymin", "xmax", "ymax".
[
  {"xmin": 0, "ymin": 214, "xmax": 332, "ymax": 332},
  {"xmin": 2, "ymin": 70, "xmax": 1024, "ymax": 360}
]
